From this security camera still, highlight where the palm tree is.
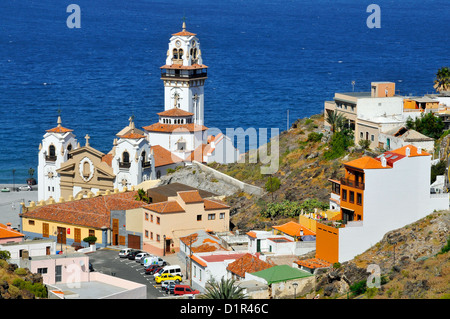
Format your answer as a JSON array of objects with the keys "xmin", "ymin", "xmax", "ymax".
[
  {"xmin": 199, "ymin": 278, "xmax": 248, "ymax": 299},
  {"xmin": 135, "ymin": 188, "xmax": 150, "ymax": 203},
  {"xmin": 325, "ymin": 111, "xmax": 346, "ymax": 133},
  {"xmin": 434, "ymin": 66, "xmax": 450, "ymax": 92}
]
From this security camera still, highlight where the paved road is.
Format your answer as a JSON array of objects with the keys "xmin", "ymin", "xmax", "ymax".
[{"xmin": 87, "ymin": 248, "xmax": 187, "ymax": 299}]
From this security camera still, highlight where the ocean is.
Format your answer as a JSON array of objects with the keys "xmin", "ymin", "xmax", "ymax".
[{"xmin": 0, "ymin": 0, "xmax": 449, "ymax": 184}]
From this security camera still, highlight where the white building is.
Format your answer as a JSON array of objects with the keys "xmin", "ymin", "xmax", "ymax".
[{"xmin": 322, "ymin": 144, "xmax": 449, "ymax": 263}]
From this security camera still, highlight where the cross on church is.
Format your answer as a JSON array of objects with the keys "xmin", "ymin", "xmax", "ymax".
[{"xmin": 85, "ymin": 134, "xmax": 90, "ymax": 147}]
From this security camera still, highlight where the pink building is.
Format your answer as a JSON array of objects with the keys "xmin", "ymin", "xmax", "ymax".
[{"xmin": 0, "ymin": 223, "xmax": 24, "ymax": 244}]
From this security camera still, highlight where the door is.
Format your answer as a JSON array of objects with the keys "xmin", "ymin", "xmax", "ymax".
[
  {"xmin": 74, "ymin": 228, "xmax": 81, "ymax": 244},
  {"xmin": 256, "ymin": 239, "xmax": 261, "ymax": 253},
  {"xmin": 42, "ymin": 223, "xmax": 49, "ymax": 238},
  {"xmin": 55, "ymin": 265, "xmax": 62, "ymax": 283},
  {"xmin": 128, "ymin": 234, "xmax": 140, "ymax": 249},
  {"xmin": 57, "ymin": 227, "xmax": 66, "ymax": 244},
  {"xmin": 112, "ymin": 219, "xmax": 119, "ymax": 245}
]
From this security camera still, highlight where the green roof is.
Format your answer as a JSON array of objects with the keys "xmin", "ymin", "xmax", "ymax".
[{"xmin": 251, "ymin": 265, "xmax": 313, "ymax": 284}]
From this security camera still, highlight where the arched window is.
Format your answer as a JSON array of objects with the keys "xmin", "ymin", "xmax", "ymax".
[
  {"xmin": 122, "ymin": 151, "xmax": 130, "ymax": 163},
  {"xmin": 156, "ymin": 170, "xmax": 161, "ymax": 179},
  {"xmin": 178, "ymin": 49, "xmax": 184, "ymax": 59},
  {"xmin": 49, "ymin": 145, "xmax": 56, "ymax": 157},
  {"xmin": 173, "ymin": 49, "xmax": 179, "ymax": 59}
]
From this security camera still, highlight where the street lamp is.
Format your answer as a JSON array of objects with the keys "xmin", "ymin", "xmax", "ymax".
[{"xmin": 293, "ymin": 282, "xmax": 298, "ymax": 299}]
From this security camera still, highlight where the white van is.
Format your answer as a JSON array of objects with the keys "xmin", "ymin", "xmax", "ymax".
[
  {"xmin": 153, "ymin": 265, "xmax": 182, "ymax": 278},
  {"xmin": 143, "ymin": 256, "xmax": 165, "ymax": 267}
]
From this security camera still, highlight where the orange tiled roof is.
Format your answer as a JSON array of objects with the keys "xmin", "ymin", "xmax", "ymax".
[
  {"xmin": 172, "ymin": 30, "xmax": 197, "ymax": 36},
  {"xmin": 204, "ymin": 199, "xmax": 230, "ymax": 210},
  {"xmin": 151, "ymin": 145, "xmax": 184, "ymax": 167},
  {"xmin": 191, "ymin": 255, "xmax": 207, "ymax": 267},
  {"xmin": 0, "ymin": 223, "xmax": 24, "ymax": 239},
  {"xmin": 226, "ymin": 253, "xmax": 274, "ymax": 278},
  {"xmin": 145, "ymin": 201, "xmax": 185, "ymax": 214},
  {"xmin": 246, "ymin": 231, "xmax": 257, "ymax": 239},
  {"xmin": 20, "ymin": 191, "xmax": 148, "ymax": 229},
  {"xmin": 157, "ymin": 108, "xmax": 194, "ymax": 117},
  {"xmin": 46, "ymin": 126, "xmax": 73, "ymax": 133},
  {"xmin": 178, "ymin": 190, "xmax": 204, "ymax": 203},
  {"xmin": 344, "ymin": 156, "xmax": 391, "ymax": 170},
  {"xmin": 101, "ymin": 154, "xmax": 113, "ymax": 167},
  {"xmin": 294, "ymin": 258, "xmax": 331, "ymax": 270},
  {"xmin": 272, "ymin": 221, "xmax": 316, "ymax": 237},
  {"xmin": 390, "ymin": 144, "xmax": 430, "ymax": 157},
  {"xmin": 120, "ymin": 132, "xmax": 146, "ymax": 139},
  {"xmin": 179, "ymin": 232, "xmax": 225, "ymax": 253},
  {"xmin": 143, "ymin": 122, "xmax": 208, "ymax": 133}
]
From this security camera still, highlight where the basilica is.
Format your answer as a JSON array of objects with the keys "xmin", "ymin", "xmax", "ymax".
[{"xmin": 37, "ymin": 22, "xmax": 239, "ymax": 202}]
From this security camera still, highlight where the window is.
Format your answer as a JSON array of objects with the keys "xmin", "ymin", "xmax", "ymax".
[
  {"xmin": 349, "ymin": 191, "xmax": 354, "ymax": 203},
  {"xmin": 122, "ymin": 151, "xmax": 130, "ymax": 163},
  {"xmin": 371, "ymin": 135, "xmax": 374, "ymax": 141},
  {"xmin": 342, "ymin": 189, "xmax": 347, "ymax": 201},
  {"xmin": 145, "ymin": 213, "xmax": 149, "ymax": 221},
  {"xmin": 357, "ymin": 193, "xmax": 362, "ymax": 205},
  {"xmin": 360, "ymin": 132, "xmax": 363, "ymax": 139},
  {"xmin": 220, "ymin": 213, "xmax": 225, "ymax": 219},
  {"xmin": 150, "ymin": 232, "xmax": 153, "ymax": 240},
  {"xmin": 28, "ymin": 220, "xmax": 35, "ymax": 226},
  {"xmin": 197, "ymin": 215, "xmax": 202, "ymax": 221},
  {"xmin": 157, "ymin": 234, "xmax": 160, "ymax": 242},
  {"xmin": 89, "ymin": 229, "xmax": 95, "ymax": 237},
  {"xmin": 145, "ymin": 230, "xmax": 149, "ymax": 238},
  {"xmin": 208, "ymin": 214, "xmax": 216, "ymax": 220},
  {"xmin": 37, "ymin": 268, "xmax": 48, "ymax": 274},
  {"xmin": 49, "ymin": 145, "xmax": 56, "ymax": 157},
  {"xmin": 151, "ymin": 215, "xmax": 153, "ymax": 222},
  {"xmin": 156, "ymin": 217, "xmax": 160, "ymax": 225}
]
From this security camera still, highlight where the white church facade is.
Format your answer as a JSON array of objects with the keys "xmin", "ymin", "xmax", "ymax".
[{"xmin": 37, "ymin": 22, "xmax": 239, "ymax": 202}]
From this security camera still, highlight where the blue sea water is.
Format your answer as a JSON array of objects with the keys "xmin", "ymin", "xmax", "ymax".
[{"xmin": 0, "ymin": 0, "xmax": 449, "ymax": 184}]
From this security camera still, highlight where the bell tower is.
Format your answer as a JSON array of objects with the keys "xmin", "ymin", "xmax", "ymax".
[{"xmin": 160, "ymin": 21, "xmax": 207, "ymax": 125}]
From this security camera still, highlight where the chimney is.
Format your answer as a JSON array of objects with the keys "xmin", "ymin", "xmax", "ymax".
[
  {"xmin": 381, "ymin": 155, "xmax": 386, "ymax": 167},
  {"xmin": 6, "ymin": 223, "xmax": 12, "ymax": 230},
  {"xmin": 405, "ymin": 147, "xmax": 410, "ymax": 157},
  {"xmin": 417, "ymin": 146, "xmax": 422, "ymax": 154}
]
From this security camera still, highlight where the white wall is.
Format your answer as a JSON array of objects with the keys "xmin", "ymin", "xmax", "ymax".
[
  {"xmin": 338, "ymin": 153, "xmax": 449, "ymax": 262},
  {"xmin": 356, "ymin": 97, "xmax": 403, "ymax": 119}
]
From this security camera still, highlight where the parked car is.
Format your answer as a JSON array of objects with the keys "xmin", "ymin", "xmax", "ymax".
[
  {"xmin": 153, "ymin": 267, "xmax": 165, "ymax": 278},
  {"xmin": 126, "ymin": 250, "xmax": 141, "ymax": 260},
  {"xmin": 18, "ymin": 185, "xmax": 32, "ymax": 191},
  {"xmin": 155, "ymin": 273, "xmax": 182, "ymax": 284},
  {"xmin": 165, "ymin": 281, "xmax": 176, "ymax": 294},
  {"xmin": 145, "ymin": 265, "xmax": 162, "ymax": 275},
  {"xmin": 135, "ymin": 252, "xmax": 149, "ymax": 262},
  {"xmin": 153, "ymin": 265, "xmax": 182, "ymax": 278},
  {"xmin": 161, "ymin": 280, "xmax": 176, "ymax": 292},
  {"xmin": 119, "ymin": 248, "xmax": 132, "ymax": 258},
  {"xmin": 1, "ymin": 187, "xmax": 10, "ymax": 192},
  {"xmin": 173, "ymin": 285, "xmax": 200, "ymax": 296}
]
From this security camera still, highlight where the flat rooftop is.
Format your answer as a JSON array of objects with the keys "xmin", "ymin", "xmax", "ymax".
[{"xmin": 49, "ymin": 280, "xmax": 127, "ymax": 299}]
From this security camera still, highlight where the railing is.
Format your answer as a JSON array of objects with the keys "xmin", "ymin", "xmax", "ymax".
[
  {"xmin": 119, "ymin": 162, "xmax": 131, "ymax": 169},
  {"xmin": 142, "ymin": 161, "xmax": 151, "ymax": 168},
  {"xmin": 161, "ymin": 71, "xmax": 207, "ymax": 79},
  {"xmin": 45, "ymin": 155, "xmax": 57, "ymax": 162},
  {"xmin": 340, "ymin": 178, "xmax": 364, "ymax": 190}
]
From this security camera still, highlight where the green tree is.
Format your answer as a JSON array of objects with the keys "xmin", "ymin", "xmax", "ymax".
[
  {"xmin": 325, "ymin": 111, "xmax": 346, "ymax": 133},
  {"xmin": 406, "ymin": 113, "xmax": 445, "ymax": 139},
  {"xmin": 199, "ymin": 278, "xmax": 248, "ymax": 299},
  {"xmin": 265, "ymin": 176, "xmax": 281, "ymax": 201},
  {"xmin": 324, "ymin": 129, "xmax": 354, "ymax": 160},
  {"xmin": 431, "ymin": 160, "xmax": 446, "ymax": 183},
  {"xmin": 0, "ymin": 250, "xmax": 11, "ymax": 260},
  {"xmin": 434, "ymin": 66, "xmax": 450, "ymax": 92},
  {"xmin": 135, "ymin": 188, "xmax": 150, "ymax": 203}
]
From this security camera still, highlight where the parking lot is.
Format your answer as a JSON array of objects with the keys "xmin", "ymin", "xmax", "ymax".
[{"xmin": 87, "ymin": 248, "xmax": 188, "ymax": 299}]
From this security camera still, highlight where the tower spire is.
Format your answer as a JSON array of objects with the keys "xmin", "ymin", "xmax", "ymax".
[{"xmin": 57, "ymin": 108, "xmax": 62, "ymax": 127}]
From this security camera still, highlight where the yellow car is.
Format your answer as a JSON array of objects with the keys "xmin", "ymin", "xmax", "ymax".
[{"xmin": 155, "ymin": 273, "xmax": 182, "ymax": 284}]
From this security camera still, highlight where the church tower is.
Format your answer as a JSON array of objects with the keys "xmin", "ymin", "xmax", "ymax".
[
  {"xmin": 37, "ymin": 114, "xmax": 77, "ymax": 201},
  {"xmin": 160, "ymin": 21, "xmax": 207, "ymax": 126}
]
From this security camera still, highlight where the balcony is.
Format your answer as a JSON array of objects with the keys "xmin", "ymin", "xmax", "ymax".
[
  {"xmin": 45, "ymin": 155, "xmax": 57, "ymax": 162},
  {"xmin": 142, "ymin": 161, "xmax": 151, "ymax": 168},
  {"xmin": 119, "ymin": 162, "xmax": 131, "ymax": 169},
  {"xmin": 340, "ymin": 178, "xmax": 364, "ymax": 190},
  {"xmin": 161, "ymin": 70, "xmax": 207, "ymax": 80}
]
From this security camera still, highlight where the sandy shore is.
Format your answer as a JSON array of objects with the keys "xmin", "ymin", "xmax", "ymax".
[{"xmin": 0, "ymin": 184, "xmax": 38, "ymax": 229}]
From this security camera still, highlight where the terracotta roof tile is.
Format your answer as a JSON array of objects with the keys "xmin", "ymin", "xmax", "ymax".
[
  {"xmin": 145, "ymin": 201, "xmax": 185, "ymax": 213},
  {"xmin": 151, "ymin": 145, "xmax": 184, "ymax": 167},
  {"xmin": 294, "ymin": 258, "xmax": 331, "ymax": 269},
  {"xmin": 120, "ymin": 132, "xmax": 146, "ymax": 139},
  {"xmin": 20, "ymin": 191, "xmax": 147, "ymax": 229},
  {"xmin": 172, "ymin": 30, "xmax": 197, "ymax": 36},
  {"xmin": 390, "ymin": 144, "xmax": 430, "ymax": 157},
  {"xmin": 226, "ymin": 253, "xmax": 274, "ymax": 278},
  {"xmin": 203, "ymin": 199, "xmax": 230, "ymax": 210},
  {"xmin": 157, "ymin": 108, "xmax": 194, "ymax": 117},
  {"xmin": 178, "ymin": 190, "xmax": 204, "ymax": 203},
  {"xmin": 160, "ymin": 64, "xmax": 207, "ymax": 70},
  {"xmin": 46, "ymin": 126, "xmax": 73, "ymax": 133},
  {"xmin": 344, "ymin": 156, "xmax": 391, "ymax": 170},
  {"xmin": 143, "ymin": 122, "xmax": 208, "ymax": 133}
]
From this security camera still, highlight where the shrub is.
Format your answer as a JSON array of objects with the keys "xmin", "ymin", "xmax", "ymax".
[
  {"xmin": 12, "ymin": 278, "xmax": 48, "ymax": 298},
  {"xmin": 14, "ymin": 268, "xmax": 27, "ymax": 276},
  {"xmin": 349, "ymin": 280, "xmax": 367, "ymax": 296},
  {"xmin": 0, "ymin": 250, "xmax": 11, "ymax": 260},
  {"xmin": 83, "ymin": 236, "xmax": 97, "ymax": 245},
  {"xmin": 307, "ymin": 132, "xmax": 323, "ymax": 143}
]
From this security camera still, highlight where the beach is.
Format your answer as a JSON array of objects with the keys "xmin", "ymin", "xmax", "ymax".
[{"xmin": 0, "ymin": 184, "xmax": 38, "ymax": 229}]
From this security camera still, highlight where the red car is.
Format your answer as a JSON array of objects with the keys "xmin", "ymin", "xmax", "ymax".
[
  {"xmin": 173, "ymin": 285, "xmax": 200, "ymax": 296},
  {"xmin": 145, "ymin": 264, "xmax": 162, "ymax": 275}
]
